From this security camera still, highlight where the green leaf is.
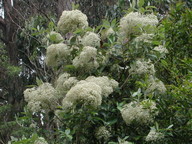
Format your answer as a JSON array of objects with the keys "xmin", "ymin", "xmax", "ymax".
[
  {"xmin": 26, "ymin": 85, "xmax": 36, "ymax": 88},
  {"xmin": 161, "ymin": 60, "xmax": 168, "ymax": 67},
  {"xmin": 49, "ymin": 34, "xmax": 57, "ymax": 42},
  {"xmin": 130, "ymin": 0, "xmax": 136, "ymax": 9},
  {"xmin": 167, "ymin": 124, "xmax": 174, "ymax": 129},
  {"xmin": 70, "ymin": 36, "xmax": 76, "ymax": 45},
  {"xmin": 106, "ymin": 118, "xmax": 117, "ymax": 125},
  {"xmin": 108, "ymin": 142, "xmax": 117, "ymax": 144},
  {"xmin": 102, "ymin": 19, "xmax": 110, "ymax": 28},
  {"xmin": 64, "ymin": 65, "xmax": 76, "ymax": 72},
  {"xmin": 138, "ymin": 0, "xmax": 144, "ymax": 8},
  {"xmin": 36, "ymin": 77, "xmax": 43, "ymax": 86},
  {"xmin": 111, "ymin": 19, "xmax": 116, "ymax": 28}
]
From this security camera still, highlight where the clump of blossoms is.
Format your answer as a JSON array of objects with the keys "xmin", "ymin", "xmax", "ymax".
[
  {"xmin": 34, "ymin": 137, "xmax": 48, "ymax": 144},
  {"xmin": 134, "ymin": 33, "xmax": 154, "ymax": 43},
  {"xmin": 153, "ymin": 45, "xmax": 168, "ymax": 54},
  {"xmin": 57, "ymin": 10, "xmax": 88, "ymax": 34},
  {"xmin": 85, "ymin": 76, "xmax": 118, "ymax": 97},
  {"xmin": 95, "ymin": 126, "xmax": 111, "ymax": 141},
  {"xmin": 46, "ymin": 43, "xmax": 71, "ymax": 67},
  {"xmin": 119, "ymin": 12, "xmax": 158, "ymax": 41},
  {"xmin": 145, "ymin": 129, "xmax": 164, "ymax": 142},
  {"xmin": 56, "ymin": 73, "xmax": 78, "ymax": 95},
  {"xmin": 121, "ymin": 100, "xmax": 158, "ymax": 125},
  {"xmin": 24, "ymin": 83, "xmax": 58, "ymax": 113},
  {"xmin": 62, "ymin": 81, "xmax": 102, "ymax": 109},
  {"xmin": 72, "ymin": 46, "xmax": 99, "ymax": 71},
  {"xmin": 145, "ymin": 75, "xmax": 167, "ymax": 96},
  {"xmin": 62, "ymin": 76, "xmax": 118, "ymax": 110},
  {"xmin": 129, "ymin": 59, "xmax": 155, "ymax": 75},
  {"xmin": 81, "ymin": 32, "xmax": 101, "ymax": 47}
]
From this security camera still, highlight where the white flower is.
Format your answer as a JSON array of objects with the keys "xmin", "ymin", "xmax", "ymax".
[
  {"xmin": 129, "ymin": 59, "xmax": 155, "ymax": 75},
  {"xmin": 146, "ymin": 129, "xmax": 164, "ymax": 142},
  {"xmin": 134, "ymin": 33, "xmax": 154, "ymax": 43},
  {"xmin": 121, "ymin": 100, "xmax": 158, "ymax": 125},
  {"xmin": 23, "ymin": 87, "xmax": 36, "ymax": 102},
  {"xmin": 27, "ymin": 101, "xmax": 42, "ymax": 113},
  {"xmin": 81, "ymin": 32, "xmax": 101, "ymax": 47},
  {"xmin": 34, "ymin": 137, "xmax": 48, "ymax": 144},
  {"xmin": 119, "ymin": 12, "xmax": 158, "ymax": 41},
  {"xmin": 145, "ymin": 75, "xmax": 167, "ymax": 95},
  {"xmin": 95, "ymin": 126, "xmax": 111, "ymax": 141},
  {"xmin": 85, "ymin": 76, "xmax": 118, "ymax": 97},
  {"xmin": 24, "ymin": 83, "xmax": 58, "ymax": 112},
  {"xmin": 72, "ymin": 46, "xmax": 99, "ymax": 71},
  {"xmin": 55, "ymin": 73, "xmax": 71, "ymax": 87},
  {"xmin": 45, "ymin": 43, "xmax": 71, "ymax": 67},
  {"xmin": 154, "ymin": 45, "xmax": 168, "ymax": 54},
  {"xmin": 57, "ymin": 10, "xmax": 88, "ymax": 34},
  {"xmin": 62, "ymin": 81, "xmax": 102, "ymax": 109},
  {"xmin": 56, "ymin": 73, "xmax": 78, "ymax": 95}
]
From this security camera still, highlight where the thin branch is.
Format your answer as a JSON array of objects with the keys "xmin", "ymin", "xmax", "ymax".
[
  {"xmin": 120, "ymin": 74, "xmax": 130, "ymax": 89},
  {"xmin": 22, "ymin": 0, "xmax": 55, "ymax": 24},
  {"xmin": 31, "ymin": 2, "xmax": 55, "ymax": 23}
]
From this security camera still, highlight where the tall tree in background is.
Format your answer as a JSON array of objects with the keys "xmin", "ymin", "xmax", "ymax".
[{"xmin": 0, "ymin": 0, "xmax": 73, "ymax": 142}]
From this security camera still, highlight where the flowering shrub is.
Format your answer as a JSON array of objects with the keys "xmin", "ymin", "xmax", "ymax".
[{"xmin": 20, "ymin": 3, "xmax": 192, "ymax": 144}]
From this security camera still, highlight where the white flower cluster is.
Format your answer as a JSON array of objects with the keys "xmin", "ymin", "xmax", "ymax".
[
  {"xmin": 72, "ymin": 46, "xmax": 99, "ymax": 71},
  {"xmin": 85, "ymin": 76, "xmax": 119, "ymax": 97},
  {"xmin": 129, "ymin": 59, "xmax": 155, "ymax": 75},
  {"xmin": 145, "ymin": 75, "xmax": 167, "ymax": 95},
  {"xmin": 154, "ymin": 45, "xmax": 168, "ymax": 54},
  {"xmin": 46, "ymin": 31, "xmax": 64, "ymax": 43},
  {"xmin": 134, "ymin": 33, "xmax": 154, "ymax": 43},
  {"xmin": 46, "ymin": 43, "xmax": 71, "ymax": 67},
  {"xmin": 34, "ymin": 137, "xmax": 48, "ymax": 144},
  {"xmin": 95, "ymin": 126, "xmax": 111, "ymax": 141},
  {"xmin": 24, "ymin": 83, "xmax": 58, "ymax": 112},
  {"xmin": 119, "ymin": 12, "xmax": 158, "ymax": 40},
  {"xmin": 56, "ymin": 73, "xmax": 78, "ymax": 95},
  {"xmin": 57, "ymin": 10, "xmax": 88, "ymax": 34},
  {"xmin": 62, "ymin": 81, "xmax": 102, "ymax": 109},
  {"xmin": 62, "ymin": 76, "xmax": 118, "ymax": 109},
  {"xmin": 81, "ymin": 32, "xmax": 101, "ymax": 47},
  {"xmin": 121, "ymin": 100, "xmax": 158, "ymax": 125},
  {"xmin": 145, "ymin": 129, "xmax": 164, "ymax": 142}
]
